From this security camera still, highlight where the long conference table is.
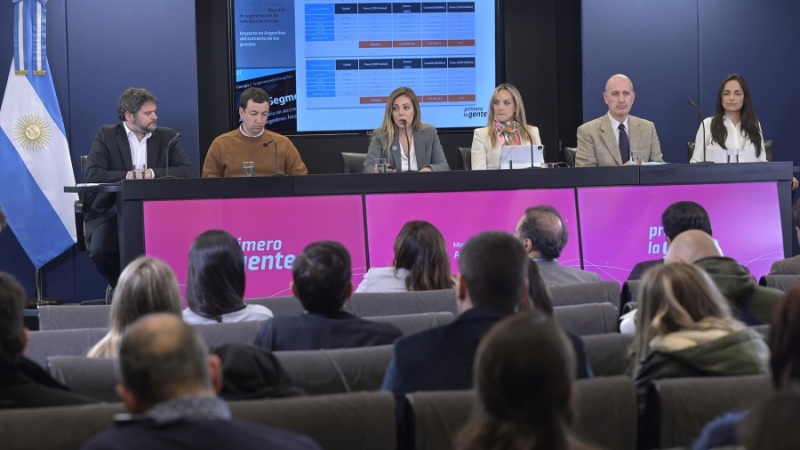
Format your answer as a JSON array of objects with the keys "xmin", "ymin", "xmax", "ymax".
[{"xmin": 109, "ymin": 163, "xmax": 793, "ymax": 299}]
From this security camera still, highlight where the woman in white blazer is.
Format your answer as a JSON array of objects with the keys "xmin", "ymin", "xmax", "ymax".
[{"xmin": 471, "ymin": 83, "xmax": 541, "ymax": 170}]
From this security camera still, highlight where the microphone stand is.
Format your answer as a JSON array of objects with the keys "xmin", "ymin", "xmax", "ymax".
[
  {"xmin": 401, "ymin": 120, "xmax": 412, "ymax": 172},
  {"xmin": 263, "ymin": 140, "xmax": 283, "ymax": 176},
  {"xmin": 164, "ymin": 132, "xmax": 181, "ymax": 178},
  {"xmin": 688, "ymin": 99, "xmax": 712, "ymax": 164}
]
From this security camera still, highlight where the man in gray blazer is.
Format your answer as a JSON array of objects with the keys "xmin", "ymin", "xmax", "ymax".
[
  {"xmin": 515, "ymin": 205, "xmax": 601, "ymax": 286},
  {"xmin": 576, "ymin": 74, "xmax": 663, "ymax": 167}
]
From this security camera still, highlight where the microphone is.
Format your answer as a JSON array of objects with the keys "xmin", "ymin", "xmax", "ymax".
[
  {"xmin": 513, "ymin": 117, "xmax": 535, "ymax": 168},
  {"xmin": 164, "ymin": 132, "xmax": 180, "ymax": 178},
  {"xmin": 263, "ymin": 140, "xmax": 283, "ymax": 176},
  {"xmin": 688, "ymin": 99, "xmax": 712, "ymax": 164},
  {"xmin": 400, "ymin": 119, "xmax": 412, "ymax": 173}
]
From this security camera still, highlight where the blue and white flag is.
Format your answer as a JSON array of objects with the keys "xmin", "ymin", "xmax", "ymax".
[{"xmin": 0, "ymin": 0, "xmax": 77, "ymax": 268}]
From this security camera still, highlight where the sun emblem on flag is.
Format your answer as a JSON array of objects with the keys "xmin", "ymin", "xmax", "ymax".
[{"xmin": 14, "ymin": 114, "xmax": 51, "ymax": 151}]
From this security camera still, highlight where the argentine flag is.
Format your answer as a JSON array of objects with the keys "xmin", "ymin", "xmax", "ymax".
[{"xmin": 0, "ymin": 0, "xmax": 77, "ymax": 268}]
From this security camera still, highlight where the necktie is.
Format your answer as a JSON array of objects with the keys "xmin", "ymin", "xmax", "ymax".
[{"xmin": 618, "ymin": 123, "xmax": 630, "ymax": 164}]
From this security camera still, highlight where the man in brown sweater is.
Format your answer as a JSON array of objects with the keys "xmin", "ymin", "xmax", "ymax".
[{"xmin": 202, "ymin": 87, "xmax": 308, "ymax": 177}]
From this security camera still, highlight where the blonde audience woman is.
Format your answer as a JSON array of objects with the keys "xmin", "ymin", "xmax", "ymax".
[
  {"xmin": 362, "ymin": 86, "xmax": 449, "ymax": 173},
  {"xmin": 471, "ymin": 83, "xmax": 541, "ymax": 170},
  {"xmin": 88, "ymin": 257, "xmax": 183, "ymax": 358},
  {"xmin": 632, "ymin": 263, "xmax": 768, "ymax": 389},
  {"xmin": 356, "ymin": 221, "xmax": 454, "ymax": 293},
  {"xmin": 456, "ymin": 313, "xmax": 598, "ymax": 450}
]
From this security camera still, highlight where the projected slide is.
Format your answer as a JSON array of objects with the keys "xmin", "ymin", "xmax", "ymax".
[
  {"xmin": 234, "ymin": 0, "xmax": 496, "ymax": 133},
  {"xmin": 142, "ymin": 196, "xmax": 367, "ymax": 299}
]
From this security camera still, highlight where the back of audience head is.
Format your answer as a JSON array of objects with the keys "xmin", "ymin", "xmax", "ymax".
[
  {"xmin": 741, "ymin": 386, "xmax": 800, "ymax": 450},
  {"xmin": 186, "ymin": 229, "xmax": 246, "ymax": 319},
  {"xmin": 108, "ymin": 257, "xmax": 183, "ymax": 337},
  {"xmin": 292, "ymin": 241, "xmax": 352, "ymax": 314},
  {"xmin": 661, "ymin": 201, "xmax": 712, "ymax": 242},
  {"xmin": 516, "ymin": 205, "xmax": 568, "ymax": 261},
  {"xmin": 0, "ymin": 272, "xmax": 27, "ymax": 362},
  {"xmin": 521, "ymin": 259, "xmax": 554, "ymax": 316},
  {"xmin": 664, "ymin": 229, "xmax": 722, "ymax": 264},
  {"xmin": 458, "ymin": 231, "xmax": 528, "ymax": 311},
  {"xmin": 633, "ymin": 262, "xmax": 739, "ymax": 360},
  {"xmin": 456, "ymin": 312, "xmax": 576, "ymax": 450},
  {"xmin": 116, "ymin": 313, "xmax": 221, "ymax": 414},
  {"xmin": 769, "ymin": 285, "xmax": 800, "ymax": 388},
  {"xmin": 393, "ymin": 221, "xmax": 453, "ymax": 291}
]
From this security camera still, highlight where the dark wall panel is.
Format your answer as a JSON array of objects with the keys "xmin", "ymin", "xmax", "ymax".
[{"xmin": 582, "ymin": 1, "xmax": 698, "ymax": 163}]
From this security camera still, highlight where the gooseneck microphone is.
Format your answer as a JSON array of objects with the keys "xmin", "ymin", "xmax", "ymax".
[
  {"xmin": 263, "ymin": 140, "xmax": 283, "ymax": 176},
  {"xmin": 688, "ymin": 99, "xmax": 711, "ymax": 164},
  {"xmin": 513, "ymin": 117, "xmax": 535, "ymax": 168},
  {"xmin": 400, "ymin": 119, "xmax": 411, "ymax": 172},
  {"xmin": 164, "ymin": 132, "xmax": 181, "ymax": 178}
]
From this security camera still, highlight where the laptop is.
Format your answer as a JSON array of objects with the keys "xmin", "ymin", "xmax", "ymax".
[{"xmin": 500, "ymin": 145, "xmax": 545, "ymax": 169}]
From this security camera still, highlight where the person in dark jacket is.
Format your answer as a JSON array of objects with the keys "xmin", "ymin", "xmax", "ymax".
[
  {"xmin": 254, "ymin": 241, "xmax": 401, "ymax": 351},
  {"xmin": 0, "ymin": 272, "xmax": 98, "ymax": 409}
]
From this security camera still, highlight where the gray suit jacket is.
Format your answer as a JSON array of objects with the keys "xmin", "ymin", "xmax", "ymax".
[
  {"xmin": 363, "ymin": 125, "xmax": 449, "ymax": 172},
  {"xmin": 536, "ymin": 259, "xmax": 601, "ymax": 286},
  {"xmin": 769, "ymin": 255, "xmax": 800, "ymax": 275},
  {"xmin": 576, "ymin": 114, "xmax": 663, "ymax": 166}
]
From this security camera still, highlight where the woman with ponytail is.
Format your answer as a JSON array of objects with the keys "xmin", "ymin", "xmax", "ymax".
[{"xmin": 470, "ymin": 83, "xmax": 542, "ymax": 170}]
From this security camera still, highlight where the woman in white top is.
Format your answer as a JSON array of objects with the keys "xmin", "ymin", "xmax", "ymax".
[
  {"xmin": 470, "ymin": 83, "xmax": 542, "ymax": 170},
  {"xmin": 356, "ymin": 221, "xmax": 454, "ymax": 293},
  {"xmin": 692, "ymin": 74, "xmax": 766, "ymax": 164},
  {"xmin": 182, "ymin": 229, "xmax": 273, "ymax": 324}
]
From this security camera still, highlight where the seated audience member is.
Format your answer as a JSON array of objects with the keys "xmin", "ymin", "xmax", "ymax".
[
  {"xmin": 362, "ymin": 86, "xmax": 449, "ymax": 173},
  {"xmin": 81, "ymin": 314, "xmax": 321, "ymax": 450},
  {"xmin": 741, "ymin": 387, "xmax": 800, "ymax": 450},
  {"xmin": 692, "ymin": 285, "xmax": 800, "ymax": 450},
  {"xmin": 515, "ymin": 205, "xmax": 601, "ymax": 286},
  {"xmin": 182, "ymin": 230, "xmax": 273, "ymax": 324},
  {"xmin": 382, "ymin": 231, "xmax": 528, "ymax": 414},
  {"xmin": 632, "ymin": 263, "xmax": 768, "ymax": 394},
  {"xmin": 576, "ymin": 74, "xmax": 663, "ymax": 167},
  {"xmin": 524, "ymin": 260, "xmax": 593, "ymax": 379},
  {"xmin": 88, "ymin": 257, "xmax": 183, "ymax": 358},
  {"xmin": 0, "ymin": 272, "xmax": 98, "ymax": 408},
  {"xmin": 470, "ymin": 83, "xmax": 542, "ymax": 170},
  {"xmin": 770, "ymin": 200, "xmax": 800, "ymax": 274},
  {"xmin": 456, "ymin": 313, "xmax": 598, "ymax": 450},
  {"xmin": 254, "ymin": 241, "xmax": 401, "ymax": 351},
  {"xmin": 627, "ymin": 200, "xmax": 713, "ymax": 281},
  {"xmin": 356, "ymin": 220, "xmax": 454, "ymax": 293},
  {"xmin": 666, "ymin": 229, "xmax": 781, "ymax": 324},
  {"xmin": 203, "ymin": 87, "xmax": 308, "ymax": 177}
]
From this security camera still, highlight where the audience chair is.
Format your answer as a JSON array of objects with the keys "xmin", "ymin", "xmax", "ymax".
[
  {"xmin": 26, "ymin": 327, "xmax": 107, "ymax": 367},
  {"xmin": 456, "ymin": 147, "xmax": 471, "ymax": 170},
  {"xmin": 340, "ymin": 152, "xmax": 367, "ymax": 174},
  {"xmin": 552, "ymin": 303, "xmax": 618, "ymax": 336},
  {"xmin": 346, "ymin": 289, "xmax": 458, "ymax": 316},
  {"xmin": 368, "ymin": 311, "xmax": 454, "ymax": 335},
  {"xmin": 640, "ymin": 375, "xmax": 772, "ymax": 449},
  {"xmin": 582, "ymin": 333, "xmax": 634, "ymax": 377},
  {"xmin": 74, "ymin": 155, "xmax": 88, "ymax": 252},
  {"xmin": 37, "ymin": 304, "xmax": 109, "ymax": 331},
  {"xmin": 564, "ymin": 146, "xmax": 577, "ymax": 167},
  {"xmin": 550, "ymin": 281, "xmax": 620, "ymax": 310},
  {"xmin": 759, "ymin": 274, "xmax": 800, "ymax": 291},
  {"xmin": 620, "ymin": 279, "xmax": 640, "ymax": 314}
]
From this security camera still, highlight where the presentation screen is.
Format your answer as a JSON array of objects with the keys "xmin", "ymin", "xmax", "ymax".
[
  {"xmin": 142, "ymin": 195, "xmax": 367, "ymax": 299},
  {"xmin": 578, "ymin": 182, "xmax": 783, "ymax": 284},
  {"xmin": 363, "ymin": 189, "xmax": 579, "ymax": 284},
  {"xmin": 233, "ymin": 0, "xmax": 499, "ymax": 133}
]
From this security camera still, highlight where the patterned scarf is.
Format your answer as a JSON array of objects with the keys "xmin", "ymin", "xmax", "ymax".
[{"xmin": 494, "ymin": 121, "xmax": 521, "ymax": 146}]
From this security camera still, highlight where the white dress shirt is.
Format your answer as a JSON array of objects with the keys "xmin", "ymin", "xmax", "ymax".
[
  {"xmin": 355, "ymin": 267, "xmax": 411, "ymax": 293},
  {"xmin": 691, "ymin": 116, "xmax": 767, "ymax": 163}
]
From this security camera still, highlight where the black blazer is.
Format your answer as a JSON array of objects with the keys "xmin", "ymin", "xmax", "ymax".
[
  {"xmin": 84, "ymin": 124, "xmax": 194, "ymax": 232},
  {"xmin": 253, "ymin": 311, "xmax": 402, "ymax": 351}
]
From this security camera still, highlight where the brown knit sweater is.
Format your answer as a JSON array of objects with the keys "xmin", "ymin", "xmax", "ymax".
[{"xmin": 202, "ymin": 128, "xmax": 308, "ymax": 177}]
